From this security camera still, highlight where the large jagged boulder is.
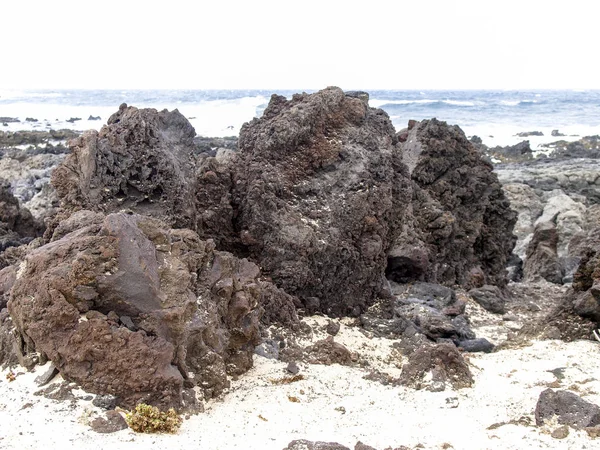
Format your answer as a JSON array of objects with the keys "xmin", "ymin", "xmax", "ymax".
[
  {"xmin": 51, "ymin": 104, "xmax": 198, "ymax": 228},
  {"xmin": 230, "ymin": 87, "xmax": 411, "ymax": 316},
  {"xmin": 523, "ymin": 221, "xmax": 563, "ymax": 284},
  {"xmin": 394, "ymin": 119, "xmax": 517, "ymax": 288},
  {"xmin": 7, "ymin": 211, "xmax": 295, "ymax": 407}
]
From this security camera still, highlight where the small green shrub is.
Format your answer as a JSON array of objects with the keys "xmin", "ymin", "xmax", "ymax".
[{"xmin": 125, "ymin": 404, "xmax": 182, "ymax": 434}]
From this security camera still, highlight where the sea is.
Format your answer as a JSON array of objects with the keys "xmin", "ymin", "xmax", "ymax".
[{"xmin": 2, "ymin": 89, "xmax": 600, "ymax": 148}]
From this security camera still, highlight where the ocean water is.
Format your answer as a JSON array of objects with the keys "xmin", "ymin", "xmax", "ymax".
[{"xmin": 1, "ymin": 89, "xmax": 600, "ymax": 148}]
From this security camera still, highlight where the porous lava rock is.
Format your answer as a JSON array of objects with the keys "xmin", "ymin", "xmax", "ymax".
[
  {"xmin": 51, "ymin": 104, "xmax": 198, "ymax": 228},
  {"xmin": 399, "ymin": 342, "xmax": 473, "ymax": 391},
  {"xmin": 7, "ymin": 211, "xmax": 294, "ymax": 407},
  {"xmin": 535, "ymin": 389, "xmax": 600, "ymax": 428},
  {"xmin": 394, "ymin": 119, "xmax": 517, "ymax": 288},
  {"xmin": 231, "ymin": 87, "xmax": 411, "ymax": 316}
]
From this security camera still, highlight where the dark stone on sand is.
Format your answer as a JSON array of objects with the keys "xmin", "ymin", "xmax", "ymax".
[
  {"xmin": 535, "ymin": 389, "xmax": 600, "ymax": 428},
  {"xmin": 286, "ymin": 361, "xmax": 300, "ymax": 375},
  {"xmin": 66, "ymin": 117, "xmax": 81, "ymax": 123},
  {"xmin": 399, "ymin": 342, "xmax": 473, "ymax": 391},
  {"xmin": 468, "ymin": 285, "xmax": 506, "ymax": 314},
  {"xmin": 92, "ymin": 394, "xmax": 118, "ymax": 410},
  {"xmin": 457, "ymin": 338, "xmax": 495, "ymax": 353},
  {"xmin": 34, "ymin": 363, "xmax": 58, "ymax": 386},
  {"xmin": 90, "ymin": 410, "xmax": 128, "ymax": 433},
  {"xmin": 326, "ymin": 320, "xmax": 341, "ymax": 336}
]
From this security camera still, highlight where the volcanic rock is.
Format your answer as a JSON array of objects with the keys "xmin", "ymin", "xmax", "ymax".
[
  {"xmin": 231, "ymin": 87, "xmax": 410, "ymax": 316},
  {"xmin": 51, "ymin": 104, "xmax": 198, "ymax": 228},
  {"xmin": 468, "ymin": 285, "xmax": 506, "ymax": 314},
  {"xmin": 90, "ymin": 410, "xmax": 128, "ymax": 433},
  {"xmin": 523, "ymin": 221, "xmax": 563, "ymax": 284},
  {"xmin": 399, "ymin": 342, "xmax": 473, "ymax": 391},
  {"xmin": 399, "ymin": 118, "xmax": 517, "ymax": 289},
  {"xmin": 7, "ymin": 211, "xmax": 295, "ymax": 407},
  {"xmin": 535, "ymin": 389, "xmax": 600, "ymax": 428},
  {"xmin": 284, "ymin": 440, "xmax": 350, "ymax": 450}
]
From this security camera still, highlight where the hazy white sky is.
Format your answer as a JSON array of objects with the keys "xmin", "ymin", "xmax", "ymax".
[{"xmin": 2, "ymin": 0, "xmax": 598, "ymax": 90}]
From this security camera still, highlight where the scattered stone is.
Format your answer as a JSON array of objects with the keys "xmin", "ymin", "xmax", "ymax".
[
  {"xmin": 306, "ymin": 337, "xmax": 354, "ymax": 366},
  {"xmin": 286, "ymin": 361, "xmax": 300, "ymax": 375},
  {"xmin": 255, "ymin": 340, "xmax": 280, "ymax": 360},
  {"xmin": 457, "ymin": 338, "xmax": 495, "ymax": 353},
  {"xmin": 92, "ymin": 394, "xmax": 118, "ymax": 410},
  {"xmin": 535, "ymin": 389, "xmax": 600, "ymax": 428},
  {"xmin": 551, "ymin": 425, "xmax": 570, "ymax": 439},
  {"xmin": 468, "ymin": 285, "xmax": 506, "ymax": 314},
  {"xmin": 25, "ymin": 118, "xmax": 38, "ymax": 122},
  {"xmin": 399, "ymin": 343, "xmax": 473, "ymax": 391},
  {"xmin": 34, "ymin": 363, "xmax": 58, "ymax": 386},
  {"xmin": 90, "ymin": 410, "xmax": 128, "ymax": 433},
  {"xmin": 326, "ymin": 320, "xmax": 341, "ymax": 336}
]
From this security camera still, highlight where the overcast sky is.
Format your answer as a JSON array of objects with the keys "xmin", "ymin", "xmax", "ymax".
[{"xmin": 2, "ymin": 0, "xmax": 598, "ymax": 90}]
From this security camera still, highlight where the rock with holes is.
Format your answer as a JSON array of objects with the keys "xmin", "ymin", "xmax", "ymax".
[
  {"xmin": 51, "ymin": 104, "xmax": 198, "ymax": 228},
  {"xmin": 535, "ymin": 389, "xmax": 600, "ymax": 428},
  {"xmin": 395, "ymin": 118, "xmax": 517, "ymax": 288},
  {"xmin": 399, "ymin": 342, "xmax": 473, "ymax": 391},
  {"xmin": 230, "ymin": 87, "xmax": 412, "ymax": 316},
  {"xmin": 7, "ymin": 211, "xmax": 295, "ymax": 407}
]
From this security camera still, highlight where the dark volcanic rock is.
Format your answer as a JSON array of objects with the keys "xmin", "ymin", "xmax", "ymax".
[
  {"xmin": 523, "ymin": 221, "xmax": 563, "ymax": 284},
  {"xmin": 399, "ymin": 118, "xmax": 517, "ymax": 289},
  {"xmin": 535, "ymin": 389, "xmax": 600, "ymax": 428},
  {"xmin": 0, "ymin": 182, "xmax": 43, "ymax": 254},
  {"xmin": 487, "ymin": 141, "xmax": 533, "ymax": 163},
  {"xmin": 457, "ymin": 338, "xmax": 494, "ymax": 353},
  {"xmin": 0, "ymin": 309, "xmax": 19, "ymax": 369},
  {"xmin": 570, "ymin": 227, "xmax": 600, "ymax": 323},
  {"xmin": 468, "ymin": 285, "xmax": 506, "ymax": 314},
  {"xmin": 399, "ymin": 342, "xmax": 473, "ymax": 391},
  {"xmin": 7, "ymin": 211, "xmax": 294, "ymax": 408},
  {"xmin": 51, "ymin": 104, "xmax": 198, "ymax": 228},
  {"xmin": 231, "ymin": 87, "xmax": 410, "ymax": 316}
]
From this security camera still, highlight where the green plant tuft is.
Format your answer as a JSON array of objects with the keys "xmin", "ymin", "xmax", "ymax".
[{"xmin": 125, "ymin": 403, "xmax": 182, "ymax": 434}]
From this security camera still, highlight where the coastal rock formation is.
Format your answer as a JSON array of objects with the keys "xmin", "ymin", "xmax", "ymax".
[
  {"xmin": 7, "ymin": 211, "xmax": 294, "ymax": 407},
  {"xmin": 51, "ymin": 104, "xmax": 198, "ymax": 228},
  {"xmin": 231, "ymin": 87, "xmax": 410, "ymax": 316},
  {"xmin": 398, "ymin": 119, "xmax": 517, "ymax": 288}
]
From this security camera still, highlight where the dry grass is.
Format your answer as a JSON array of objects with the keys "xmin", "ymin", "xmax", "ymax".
[{"xmin": 125, "ymin": 404, "xmax": 182, "ymax": 434}]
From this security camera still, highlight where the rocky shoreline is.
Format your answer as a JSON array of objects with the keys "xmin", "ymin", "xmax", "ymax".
[{"xmin": 1, "ymin": 87, "xmax": 600, "ymax": 449}]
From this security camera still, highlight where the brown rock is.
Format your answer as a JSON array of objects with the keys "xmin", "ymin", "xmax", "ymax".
[
  {"xmin": 90, "ymin": 410, "xmax": 128, "ymax": 433},
  {"xmin": 399, "ymin": 343, "xmax": 473, "ymax": 391}
]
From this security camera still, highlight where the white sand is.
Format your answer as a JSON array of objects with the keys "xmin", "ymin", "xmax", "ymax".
[{"xmin": 1, "ymin": 311, "xmax": 599, "ymax": 450}]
